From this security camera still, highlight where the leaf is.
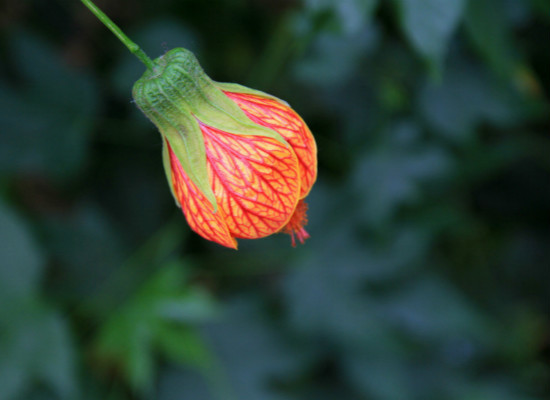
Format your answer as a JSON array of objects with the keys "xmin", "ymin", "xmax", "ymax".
[
  {"xmin": 0, "ymin": 301, "xmax": 77, "ymax": 400},
  {"xmin": 293, "ymin": 0, "xmax": 380, "ymax": 86},
  {"xmin": 464, "ymin": 0, "xmax": 516, "ymax": 76},
  {"xmin": 94, "ymin": 307, "xmax": 155, "ymax": 393},
  {"xmin": 378, "ymin": 277, "xmax": 494, "ymax": 346},
  {"xmin": 198, "ymin": 299, "xmax": 306, "ymax": 400},
  {"xmin": 529, "ymin": 0, "xmax": 550, "ymax": 22},
  {"xmin": 343, "ymin": 355, "xmax": 411, "ymax": 400},
  {"xmin": 293, "ymin": 27, "xmax": 379, "ymax": 86},
  {"xmin": 303, "ymin": 0, "xmax": 380, "ymax": 34},
  {"xmin": 41, "ymin": 205, "xmax": 125, "ymax": 302},
  {"xmin": 352, "ymin": 144, "xmax": 453, "ymax": 226},
  {"xmin": 0, "ymin": 31, "xmax": 98, "ymax": 181},
  {"xmin": 394, "ymin": 0, "xmax": 465, "ymax": 69},
  {"xmin": 155, "ymin": 326, "xmax": 213, "ymax": 369},
  {"xmin": 154, "ymin": 291, "xmax": 218, "ymax": 323},
  {"xmin": 93, "ymin": 262, "xmax": 218, "ymax": 394},
  {"xmin": 419, "ymin": 60, "xmax": 526, "ymax": 143},
  {"xmin": 452, "ymin": 379, "xmax": 541, "ymax": 400},
  {"xmin": 0, "ymin": 201, "xmax": 43, "ymax": 301},
  {"xmin": 157, "ymin": 367, "xmax": 212, "ymax": 400},
  {"xmin": 282, "ymin": 240, "xmax": 404, "ymax": 350}
]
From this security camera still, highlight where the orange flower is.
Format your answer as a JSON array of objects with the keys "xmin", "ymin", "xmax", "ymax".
[{"xmin": 133, "ymin": 49, "xmax": 317, "ymax": 248}]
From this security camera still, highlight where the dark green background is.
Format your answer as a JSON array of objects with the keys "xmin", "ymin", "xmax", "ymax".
[{"xmin": 1, "ymin": 0, "xmax": 549, "ymax": 399}]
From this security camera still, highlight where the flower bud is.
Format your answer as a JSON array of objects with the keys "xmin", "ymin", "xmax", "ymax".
[{"xmin": 133, "ymin": 48, "xmax": 316, "ymax": 248}]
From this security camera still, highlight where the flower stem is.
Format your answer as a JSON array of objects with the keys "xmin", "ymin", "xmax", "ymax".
[{"xmin": 80, "ymin": 0, "xmax": 155, "ymax": 70}]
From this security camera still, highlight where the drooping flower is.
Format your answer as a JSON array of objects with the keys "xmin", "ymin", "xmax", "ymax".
[{"xmin": 132, "ymin": 48, "xmax": 317, "ymax": 249}]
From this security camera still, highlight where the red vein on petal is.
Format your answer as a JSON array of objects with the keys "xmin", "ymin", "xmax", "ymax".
[
  {"xmin": 199, "ymin": 122, "xmax": 300, "ymax": 239},
  {"xmin": 224, "ymin": 91, "xmax": 317, "ymax": 198},
  {"xmin": 167, "ymin": 142, "xmax": 237, "ymax": 249}
]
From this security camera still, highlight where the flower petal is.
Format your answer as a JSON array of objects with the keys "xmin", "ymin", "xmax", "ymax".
[
  {"xmin": 167, "ymin": 141, "xmax": 237, "ymax": 249},
  {"xmin": 200, "ymin": 121, "xmax": 301, "ymax": 239},
  {"xmin": 224, "ymin": 91, "xmax": 317, "ymax": 198}
]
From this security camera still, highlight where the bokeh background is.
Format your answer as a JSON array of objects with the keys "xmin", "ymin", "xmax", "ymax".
[{"xmin": 1, "ymin": 0, "xmax": 549, "ymax": 399}]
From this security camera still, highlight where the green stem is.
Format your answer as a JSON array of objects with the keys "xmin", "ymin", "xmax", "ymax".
[{"xmin": 80, "ymin": 0, "xmax": 155, "ymax": 70}]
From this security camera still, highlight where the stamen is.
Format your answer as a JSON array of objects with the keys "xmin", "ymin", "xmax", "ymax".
[{"xmin": 283, "ymin": 200, "xmax": 310, "ymax": 246}]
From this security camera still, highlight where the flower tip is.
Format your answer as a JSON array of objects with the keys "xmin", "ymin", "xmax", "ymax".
[
  {"xmin": 289, "ymin": 227, "xmax": 311, "ymax": 247},
  {"xmin": 283, "ymin": 200, "xmax": 310, "ymax": 247}
]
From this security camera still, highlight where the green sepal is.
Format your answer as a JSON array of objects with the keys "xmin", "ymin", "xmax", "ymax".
[
  {"xmin": 133, "ymin": 52, "xmax": 217, "ymax": 211},
  {"xmin": 135, "ymin": 48, "xmax": 288, "ymax": 142},
  {"xmin": 163, "ymin": 52, "xmax": 288, "ymax": 146},
  {"xmin": 161, "ymin": 140, "xmax": 180, "ymax": 207}
]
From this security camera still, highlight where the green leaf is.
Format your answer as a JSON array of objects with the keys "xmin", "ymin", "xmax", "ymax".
[
  {"xmin": 304, "ymin": 0, "xmax": 380, "ymax": 34},
  {"xmin": 394, "ymin": 0, "xmax": 465, "ymax": 69},
  {"xmin": 465, "ymin": 0, "xmax": 517, "ymax": 75},
  {"xmin": 293, "ymin": 0, "xmax": 380, "ymax": 87},
  {"xmin": 157, "ymin": 367, "xmax": 212, "ymax": 400},
  {"xmin": 529, "ymin": 0, "xmax": 550, "ymax": 21},
  {"xmin": 419, "ymin": 60, "xmax": 526, "ymax": 142},
  {"xmin": 154, "ymin": 290, "xmax": 218, "ymax": 323},
  {"xmin": 0, "ymin": 301, "xmax": 77, "ymax": 400},
  {"xmin": 344, "ymin": 355, "xmax": 411, "ymax": 400},
  {"xmin": 293, "ymin": 27, "xmax": 379, "ymax": 86},
  {"xmin": 155, "ymin": 326, "xmax": 212, "ymax": 369},
  {"xmin": 283, "ymin": 243, "xmax": 403, "ymax": 350},
  {"xmin": 0, "ymin": 201, "xmax": 43, "ymax": 301},
  {"xmin": 42, "ymin": 205, "xmax": 125, "ymax": 302},
  {"xmin": 94, "ymin": 307, "xmax": 155, "ymax": 393},
  {"xmin": 379, "ymin": 277, "xmax": 494, "ymax": 345},
  {"xmin": 93, "ymin": 262, "xmax": 218, "ymax": 394},
  {"xmin": 197, "ymin": 299, "xmax": 305, "ymax": 400},
  {"xmin": 352, "ymin": 145, "xmax": 453, "ymax": 225},
  {"xmin": 452, "ymin": 379, "xmax": 541, "ymax": 400},
  {"xmin": 0, "ymin": 31, "xmax": 98, "ymax": 181}
]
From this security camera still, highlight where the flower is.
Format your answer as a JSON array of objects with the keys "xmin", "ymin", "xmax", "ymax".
[{"xmin": 133, "ymin": 48, "xmax": 317, "ymax": 249}]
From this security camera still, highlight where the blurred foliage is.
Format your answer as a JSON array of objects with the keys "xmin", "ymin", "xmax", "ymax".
[{"xmin": 1, "ymin": 0, "xmax": 549, "ymax": 399}]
